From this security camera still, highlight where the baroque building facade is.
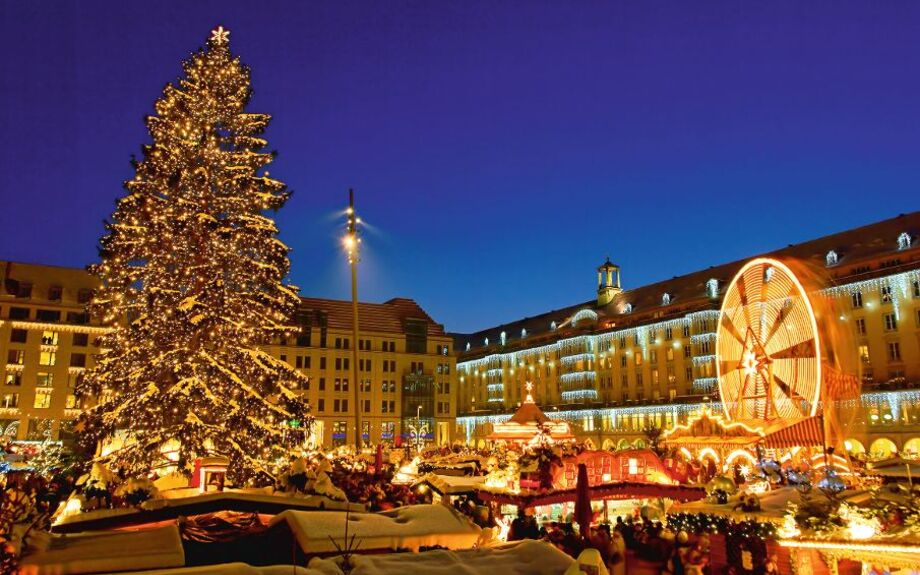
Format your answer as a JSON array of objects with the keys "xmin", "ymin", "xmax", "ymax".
[
  {"xmin": 0, "ymin": 261, "xmax": 456, "ymax": 447},
  {"xmin": 453, "ymin": 212, "xmax": 920, "ymax": 461}
]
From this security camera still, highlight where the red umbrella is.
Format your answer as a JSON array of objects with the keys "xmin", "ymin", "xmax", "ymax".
[
  {"xmin": 374, "ymin": 443, "xmax": 384, "ymax": 476},
  {"xmin": 574, "ymin": 462, "xmax": 593, "ymax": 538}
]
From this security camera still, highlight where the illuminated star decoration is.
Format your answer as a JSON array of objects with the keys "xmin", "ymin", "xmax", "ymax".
[{"xmin": 211, "ymin": 26, "xmax": 230, "ymax": 45}]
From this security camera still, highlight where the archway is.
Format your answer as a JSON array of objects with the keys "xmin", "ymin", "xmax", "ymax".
[
  {"xmin": 844, "ymin": 438, "xmax": 866, "ymax": 456},
  {"xmin": 868, "ymin": 437, "xmax": 898, "ymax": 461},
  {"xmin": 902, "ymin": 438, "xmax": 920, "ymax": 460}
]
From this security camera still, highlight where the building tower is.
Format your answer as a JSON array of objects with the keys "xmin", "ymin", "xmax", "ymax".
[{"xmin": 597, "ymin": 257, "xmax": 622, "ymax": 306}]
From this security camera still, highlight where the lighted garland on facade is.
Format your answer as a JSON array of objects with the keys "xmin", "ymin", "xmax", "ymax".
[{"xmin": 76, "ymin": 27, "xmax": 311, "ymax": 485}]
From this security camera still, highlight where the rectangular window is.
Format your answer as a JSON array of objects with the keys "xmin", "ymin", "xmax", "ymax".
[
  {"xmin": 634, "ymin": 353, "xmax": 642, "ymax": 366},
  {"xmin": 9, "ymin": 329, "xmax": 27, "ymax": 343},
  {"xmin": 684, "ymin": 345, "xmax": 692, "ymax": 358},
  {"xmin": 665, "ymin": 327, "xmax": 673, "ymax": 340},
  {"xmin": 636, "ymin": 373, "xmax": 644, "ymax": 387},
  {"xmin": 2, "ymin": 393, "xmax": 19, "ymax": 408},
  {"xmin": 317, "ymin": 398, "xmax": 325, "ymax": 412},
  {"xmin": 666, "ymin": 347, "xmax": 674, "ymax": 362},
  {"xmin": 48, "ymin": 286, "xmax": 62, "ymax": 301},
  {"xmin": 295, "ymin": 356, "xmax": 303, "ymax": 368},
  {"xmin": 685, "ymin": 366, "xmax": 693, "ymax": 381},
  {"xmin": 319, "ymin": 378, "xmax": 326, "ymax": 391},
  {"xmin": 342, "ymin": 379, "xmax": 348, "ymax": 392},
  {"xmin": 343, "ymin": 358, "xmax": 349, "ymax": 371},
  {"xmin": 33, "ymin": 388, "xmax": 52, "ymax": 409},
  {"xmin": 5, "ymin": 373, "xmax": 21, "ymax": 387},
  {"xmin": 363, "ymin": 399, "xmax": 370, "ymax": 412},
  {"xmin": 335, "ymin": 358, "xmax": 342, "ymax": 370},
  {"xmin": 335, "ymin": 337, "xmax": 342, "ymax": 349},
  {"xmin": 381, "ymin": 400, "xmax": 388, "ymax": 413},
  {"xmin": 36, "ymin": 373, "xmax": 53, "ymax": 387},
  {"xmin": 8, "ymin": 307, "xmax": 29, "ymax": 320},
  {"xmin": 77, "ymin": 288, "xmax": 93, "ymax": 304},
  {"xmin": 389, "ymin": 400, "xmax": 395, "ymax": 413},
  {"xmin": 334, "ymin": 378, "xmax": 341, "ymax": 392},
  {"xmin": 320, "ymin": 357, "xmax": 326, "ymax": 370},
  {"xmin": 650, "ymin": 350, "xmax": 658, "ymax": 364},
  {"xmin": 851, "ymin": 291, "xmax": 863, "ymax": 309},
  {"xmin": 36, "ymin": 309, "xmax": 61, "ymax": 323},
  {"xmin": 280, "ymin": 354, "xmax": 287, "ymax": 363},
  {"xmin": 7, "ymin": 350, "xmax": 24, "ymax": 365},
  {"xmin": 913, "ymin": 280, "xmax": 920, "ymax": 298},
  {"xmin": 881, "ymin": 285, "xmax": 893, "ymax": 304},
  {"xmin": 332, "ymin": 421, "xmax": 347, "ymax": 447},
  {"xmin": 651, "ymin": 369, "xmax": 659, "ymax": 385},
  {"xmin": 855, "ymin": 318, "xmax": 866, "ymax": 335},
  {"xmin": 72, "ymin": 332, "xmax": 89, "ymax": 347},
  {"xmin": 40, "ymin": 351, "xmax": 56, "ymax": 366},
  {"xmin": 884, "ymin": 313, "xmax": 898, "ymax": 331},
  {"xmin": 67, "ymin": 312, "xmax": 88, "ymax": 325},
  {"xmin": 333, "ymin": 398, "xmax": 341, "ymax": 412},
  {"xmin": 858, "ymin": 344, "xmax": 870, "ymax": 364},
  {"xmin": 620, "ymin": 356, "xmax": 627, "ymax": 368},
  {"xmin": 70, "ymin": 353, "xmax": 86, "ymax": 368},
  {"xmin": 888, "ymin": 342, "xmax": 901, "ymax": 362},
  {"xmin": 41, "ymin": 331, "xmax": 59, "ymax": 345},
  {"xmin": 65, "ymin": 394, "xmax": 78, "ymax": 409}
]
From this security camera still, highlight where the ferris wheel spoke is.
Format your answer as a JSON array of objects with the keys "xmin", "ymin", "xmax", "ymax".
[
  {"xmin": 719, "ymin": 311, "xmax": 746, "ymax": 345},
  {"xmin": 769, "ymin": 338, "xmax": 816, "ymax": 360}
]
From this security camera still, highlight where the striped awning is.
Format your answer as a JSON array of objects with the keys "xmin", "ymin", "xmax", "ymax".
[{"xmin": 761, "ymin": 416, "xmax": 824, "ymax": 449}]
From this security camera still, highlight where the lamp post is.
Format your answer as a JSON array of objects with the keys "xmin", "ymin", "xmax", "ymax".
[{"xmin": 344, "ymin": 189, "xmax": 362, "ymax": 450}]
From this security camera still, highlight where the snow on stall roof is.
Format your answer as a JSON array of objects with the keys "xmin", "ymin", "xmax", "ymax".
[
  {"xmin": 269, "ymin": 504, "xmax": 482, "ymax": 554},
  {"xmin": 415, "ymin": 473, "xmax": 487, "ymax": 495},
  {"xmin": 308, "ymin": 540, "xmax": 575, "ymax": 575},
  {"xmin": 96, "ymin": 563, "xmax": 324, "ymax": 575},
  {"xmin": 19, "ymin": 524, "xmax": 184, "ymax": 575}
]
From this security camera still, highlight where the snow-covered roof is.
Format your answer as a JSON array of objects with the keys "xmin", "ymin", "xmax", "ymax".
[{"xmin": 268, "ymin": 504, "xmax": 482, "ymax": 554}]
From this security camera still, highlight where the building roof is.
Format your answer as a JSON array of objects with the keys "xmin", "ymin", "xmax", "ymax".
[
  {"xmin": 454, "ymin": 211, "xmax": 920, "ymax": 357},
  {"xmin": 298, "ymin": 296, "xmax": 447, "ymax": 336}
]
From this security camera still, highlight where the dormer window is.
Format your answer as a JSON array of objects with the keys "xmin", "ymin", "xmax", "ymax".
[
  {"xmin": 898, "ymin": 232, "xmax": 912, "ymax": 251},
  {"xmin": 521, "ymin": 328, "xmax": 527, "ymax": 338},
  {"xmin": 465, "ymin": 342, "xmax": 471, "ymax": 352},
  {"xmin": 706, "ymin": 278, "xmax": 719, "ymax": 299},
  {"xmin": 550, "ymin": 321, "xmax": 557, "ymax": 331},
  {"xmin": 826, "ymin": 250, "xmax": 839, "ymax": 266},
  {"xmin": 484, "ymin": 337, "xmax": 489, "ymax": 346},
  {"xmin": 764, "ymin": 266, "xmax": 775, "ymax": 283},
  {"xmin": 500, "ymin": 331, "xmax": 507, "ymax": 346},
  {"xmin": 623, "ymin": 302, "xmax": 633, "ymax": 314},
  {"xmin": 661, "ymin": 293, "xmax": 671, "ymax": 306}
]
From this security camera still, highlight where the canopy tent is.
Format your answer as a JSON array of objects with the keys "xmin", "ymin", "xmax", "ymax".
[{"xmin": 486, "ymin": 384, "xmax": 574, "ymax": 443}]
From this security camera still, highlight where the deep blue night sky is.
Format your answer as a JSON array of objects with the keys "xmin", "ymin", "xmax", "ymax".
[{"xmin": 1, "ymin": 1, "xmax": 919, "ymax": 332}]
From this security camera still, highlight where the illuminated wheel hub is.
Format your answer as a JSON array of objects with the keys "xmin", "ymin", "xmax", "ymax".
[{"xmin": 716, "ymin": 258, "xmax": 821, "ymax": 422}]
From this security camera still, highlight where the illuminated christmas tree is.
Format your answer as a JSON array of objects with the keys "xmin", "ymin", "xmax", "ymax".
[{"xmin": 77, "ymin": 26, "xmax": 311, "ymax": 485}]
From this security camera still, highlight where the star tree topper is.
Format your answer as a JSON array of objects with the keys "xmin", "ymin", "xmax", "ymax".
[{"xmin": 211, "ymin": 25, "xmax": 230, "ymax": 45}]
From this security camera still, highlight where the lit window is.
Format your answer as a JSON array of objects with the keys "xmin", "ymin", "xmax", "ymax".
[
  {"xmin": 2, "ymin": 393, "xmax": 19, "ymax": 408},
  {"xmin": 39, "ymin": 351, "xmax": 56, "ymax": 366},
  {"xmin": 897, "ymin": 232, "xmax": 912, "ymax": 251},
  {"xmin": 706, "ymin": 278, "xmax": 719, "ymax": 298},
  {"xmin": 881, "ymin": 284, "xmax": 893, "ymax": 303},
  {"xmin": 36, "ymin": 373, "xmax": 53, "ymax": 387},
  {"xmin": 825, "ymin": 250, "xmax": 838, "ymax": 266},
  {"xmin": 41, "ymin": 331, "xmax": 59, "ymax": 346},
  {"xmin": 851, "ymin": 291, "xmax": 863, "ymax": 309},
  {"xmin": 661, "ymin": 293, "xmax": 671, "ymax": 306},
  {"xmin": 888, "ymin": 342, "xmax": 901, "ymax": 362},
  {"xmin": 884, "ymin": 313, "xmax": 898, "ymax": 331},
  {"xmin": 33, "ymin": 388, "xmax": 52, "ymax": 409}
]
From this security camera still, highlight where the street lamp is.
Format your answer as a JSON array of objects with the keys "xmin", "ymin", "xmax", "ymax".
[{"xmin": 344, "ymin": 189, "xmax": 363, "ymax": 450}]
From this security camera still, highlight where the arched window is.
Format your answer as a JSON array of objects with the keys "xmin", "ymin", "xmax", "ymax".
[
  {"xmin": 521, "ymin": 328, "xmax": 527, "ymax": 338},
  {"xmin": 465, "ymin": 342, "xmax": 470, "ymax": 352},
  {"xmin": 623, "ymin": 302, "xmax": 633, "ymax": 314},
  {"xmin": 764, "ymin": 266, "xmax": 775, "ymax": 283},
  {"xmin": 826, "ymin": 250, "xmax": 838, "ymax": 266},
  {"xmin": 572, "ymin": 309, "xmax": 598, "ymax": 327},
  {"xmin": 484, "ymin": 337, "xmax": 489, "ymax": 346},
  {"xmin": 500, "ymin": 331, "xmax": 507, "ymax": 346},
  {"xmin": 898, "ymin": 232, "xmax": 912, "ymax": 251},
  {"xmin": 661, "ymin": 293, "xmax": 671, "ymax": 306},
  {"xmin": 550, "ymin": 321, "xmax": 557, "ymax": 331}
]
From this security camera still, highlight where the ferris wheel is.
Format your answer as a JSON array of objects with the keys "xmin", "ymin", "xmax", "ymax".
[{"xmin": 716, "ymin": 258, "xmax": 822, "ymax": 422}]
